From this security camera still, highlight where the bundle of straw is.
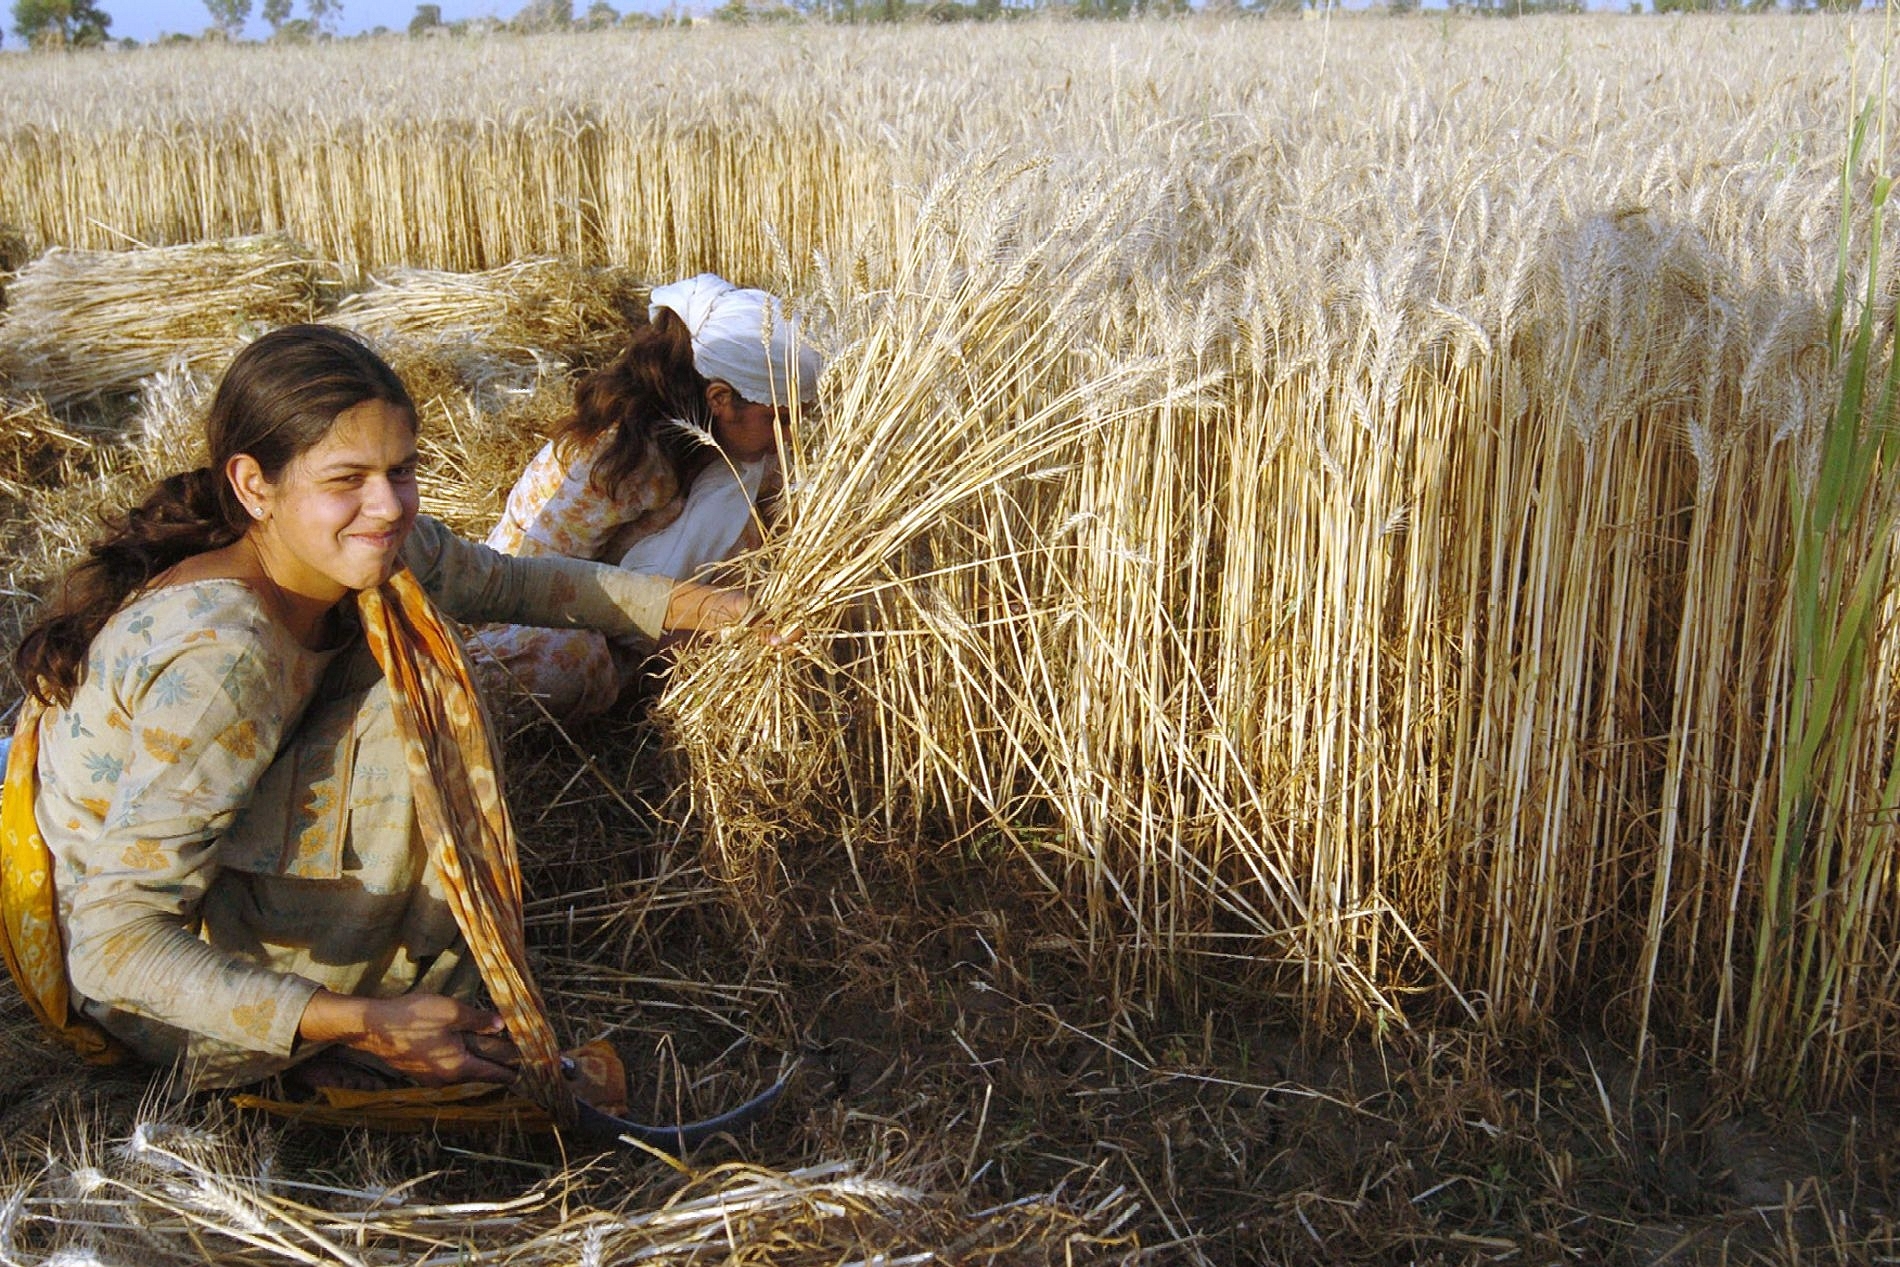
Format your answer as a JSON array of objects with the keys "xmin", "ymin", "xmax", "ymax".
[
  {"xmin": 327, "ymin": 258, "xmax": 643, "ymax": 370},
  {"xmin": 0, "ymin": 1114, "xmax": 1135, "ymax": 1266},
  {"xmin": 0, "ymin": 368, "xmax": 216, "ymax": 607},
  {"xmin": 377, "ymin": 347, "xmax": 576, "ymax": 539},
  {"xmin": 0, "ymin": 236, "xmax": 334, "ymax": 406}
]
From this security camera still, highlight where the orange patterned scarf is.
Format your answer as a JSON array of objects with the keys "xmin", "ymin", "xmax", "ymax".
[{"xmin": 356, "ymin": 569, "xmax": 575, "ymax": 1124}]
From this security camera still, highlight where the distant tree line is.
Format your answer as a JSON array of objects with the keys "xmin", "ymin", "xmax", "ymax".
[
  {"xmin": 4, "ymin": 0, "xmax": 343, "ymax": 46},
  {"xmin": 199, "ymin": 0, "xmax": 341, "ymax": 40},
  {"xmin": 8, "ymin": 0, "xmax": 112, "ymax": 46},
  {"xmin": 0, "ymin": 0, "xmax": 1882, "ymax": 51}
]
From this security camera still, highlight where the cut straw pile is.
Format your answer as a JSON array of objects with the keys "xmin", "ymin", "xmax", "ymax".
[
  {"xmin": 327, "ymin": 258, "xmax": 643, "ymax": 370},
  {"xmin": 0, "ymin": 367, "xmax": 214, "ymax": 617},
  {"xmin": 0, "ymin": 236, "xmax": 334, "ymax": 405},
  {"xmin": 0, "ymin": 1115, "xmax": 1133, "ymax": 1266}
]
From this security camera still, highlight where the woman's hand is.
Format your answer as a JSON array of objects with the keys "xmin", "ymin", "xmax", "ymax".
[
  {"xmin": 662, "ymin": 580, "xmax": 751, "ymax": 632},
  {"xmin": 297, "ymin": 990, "xmax": 518, "ymax": 1085},
  {"xmin": 661, "ymin": 580, "xmax": 802, "ymax": 649}
]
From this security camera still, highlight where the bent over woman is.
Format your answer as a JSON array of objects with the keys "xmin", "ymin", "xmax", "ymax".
[
  {"xmin": 472, "ymin": 274, "xmax": 822, "ymax": 721},
  {"xmin": 1, "ymin": 325, "xmax": 746, "ymax": 1096}
]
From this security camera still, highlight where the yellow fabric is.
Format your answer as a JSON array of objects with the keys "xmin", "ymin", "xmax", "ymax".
[
  {"xmin": 0, "ymin": 699, "xmax": 125, "ymax": 1062},
  {"xmin": 357, "ymin": 569, "xmax": 575, "ymax": 1124}
]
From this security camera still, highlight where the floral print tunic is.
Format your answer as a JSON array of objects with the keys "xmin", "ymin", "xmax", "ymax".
[
  {"xmin": 473, "ymin": 431, "xmax": 682, "ymax": 721},
  {"xmin": 485, "ymin": 431, "xmax": 682, "ymax": 564}
]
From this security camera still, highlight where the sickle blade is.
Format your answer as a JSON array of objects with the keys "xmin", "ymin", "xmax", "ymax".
[{"xmin": 568, "ymin": 1064, "xmax": 795, "ymax": 1155}]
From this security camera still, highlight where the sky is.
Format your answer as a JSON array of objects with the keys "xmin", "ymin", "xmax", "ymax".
[
  {"xmin": 0, "ymin": 0, "xmax": 1745, "ymax": 51},
  {"xmin": 7, "ymin": 0, "xmax": 538, "ymax": 44}
]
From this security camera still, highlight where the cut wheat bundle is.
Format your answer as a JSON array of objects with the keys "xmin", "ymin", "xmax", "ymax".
[
  {"xmin": 405, "ymin": 353, "xmax": 577, "ymax": 540},
  {"xmin": 327, "ymin": 258, "xmax": 643, "ymax": 371},
  {"xmin": 0, "ymin": 367, "xmax": 218, "ymax": 609},
  {"xmin": 0, "ymin": 236, "xmax": 336, "ymax": 406},
  {"xmin": 0, "ymin": 1110, "xmax": 1135, "ymax": 1267}
]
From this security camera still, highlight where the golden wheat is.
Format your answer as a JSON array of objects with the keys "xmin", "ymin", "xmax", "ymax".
[{"xmin": 2, "ymin": 16, "xmax": 1897, "ymax": 1105}]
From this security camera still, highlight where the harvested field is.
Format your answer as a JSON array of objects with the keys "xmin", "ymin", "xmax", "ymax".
[{"xmin": 1, "ymin": 14, "xmax": 1898, "ymax": 1265}]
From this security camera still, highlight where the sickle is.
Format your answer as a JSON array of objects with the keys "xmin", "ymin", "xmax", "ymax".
[
  {"xmin": 468, "ymin": 1035, "xmax": 800, "ymax": 1155},
  {"xmin": 566, "ymin": 1058, "xmax": 798, "ymax": 1154}
]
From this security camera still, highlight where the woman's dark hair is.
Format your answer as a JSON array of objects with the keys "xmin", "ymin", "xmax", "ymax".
[
  {"xmin": 554, "ymin": 307, "xmax": 716, "ymax": 502},
  {"xmin": 14, "ymin": 324, "xmax": 415, "ymax": 706}
]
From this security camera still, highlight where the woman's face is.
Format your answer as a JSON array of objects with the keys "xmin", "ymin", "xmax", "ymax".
[
  {"xmin": 236, "ymin": 399, "xmax": 420, "ymax": 604},
  {"xmin": 708, "ymin": 382, "xmax": 792, "ymax": 464}
]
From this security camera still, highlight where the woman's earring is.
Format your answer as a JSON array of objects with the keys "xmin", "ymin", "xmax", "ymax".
[{"xmin": 249, "ymin": 505, "xmax": 263, "ymax": 519}]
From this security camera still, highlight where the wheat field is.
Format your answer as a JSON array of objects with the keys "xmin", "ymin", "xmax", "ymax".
[{"xmin": 2, "ymin": 15, "xmax": 1899, "ymax": 1263}]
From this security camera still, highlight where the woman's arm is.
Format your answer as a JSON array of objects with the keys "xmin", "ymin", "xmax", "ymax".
[{"xmin": 405, "ymin": 516, "xmax": 753, "ymax": 640}]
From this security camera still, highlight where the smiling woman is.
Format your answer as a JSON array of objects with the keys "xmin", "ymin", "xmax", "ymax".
[
  {"xmin": 233, "ymin": 401, "xmax": 421, "ymax": 599},
  {"xmin": 0, "ymin": 324, "xmax": 755, "ymax": 1099}
]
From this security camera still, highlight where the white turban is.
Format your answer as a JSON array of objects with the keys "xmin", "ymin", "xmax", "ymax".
[{"xmin": 649, "ymin": 273, "xmax": 823, "ymax": 407}]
